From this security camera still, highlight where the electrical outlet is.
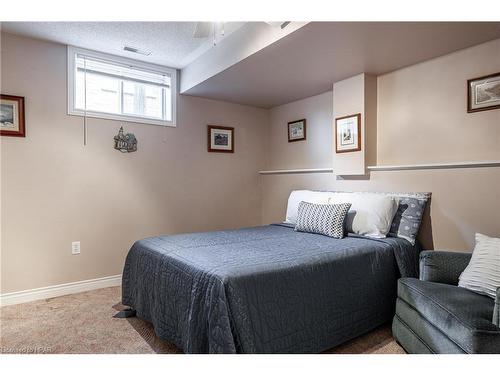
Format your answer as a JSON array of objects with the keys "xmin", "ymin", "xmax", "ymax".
[{"xmin": 72, "ymin": 241, "xmax": 80, "ymax": 255}]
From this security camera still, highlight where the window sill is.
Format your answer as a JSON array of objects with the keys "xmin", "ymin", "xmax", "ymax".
[{"xmin": 68, "ymin": 109, "xmax": 176, "ymax": 127}]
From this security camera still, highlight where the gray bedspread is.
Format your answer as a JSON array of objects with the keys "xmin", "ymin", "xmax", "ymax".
[{"xmin": 122, "ymin": 224, "xmax": 420, "ymax": 353}]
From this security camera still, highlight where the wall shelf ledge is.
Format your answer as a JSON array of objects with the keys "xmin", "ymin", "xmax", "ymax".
[
  {"xmin": 258, "ymin": 161, "xmax": 500, "ymax": 175},
  {"xmin": 258, "ymin": 168, "xmax": 334, "ymax": 175},
  {"xmin": 367, "ymin": 160, "xmax": 500, "ymax": 171}
]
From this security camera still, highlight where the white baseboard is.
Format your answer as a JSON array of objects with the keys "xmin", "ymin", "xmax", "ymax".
[{"xmin": 0, "ymin": 274, "xmax": 122, "ymax": 307}]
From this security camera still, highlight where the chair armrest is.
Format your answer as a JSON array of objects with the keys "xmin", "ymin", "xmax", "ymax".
[
  {"xmin": 419, "ymin": 251, "xmax": 472, "ymax": 285},
  {"xmin": 494, "ymin": 287, "xmax": 500, "ymax": 328}
]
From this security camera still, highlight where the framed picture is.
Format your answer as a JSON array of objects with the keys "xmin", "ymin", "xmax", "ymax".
[
  {"xmin": 207, "ymin": 125, "xmax": 234, "ymax": 153},
  {"xmin": 467, "ymin": 72, "xmax": 500, "ymax": 113},
  {"xmin": 287, "ymin": 119, "xmax": 306, "ymax": 142},
  {"xmin": 1, "ymin": 94, "xmax": 25, "ymax": 137},
  {"xmin": 335, "ymin": 113, "xmax": 361, "ymax": 153}
]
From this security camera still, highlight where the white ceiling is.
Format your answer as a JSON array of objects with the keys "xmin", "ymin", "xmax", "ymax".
[
  {"xmin": 183, "ymin": 22, "xmax": 500, "ymax": 108},
  {"xmin": 0, "ymin": 21, "xmax": 246, "ymax": 68}
]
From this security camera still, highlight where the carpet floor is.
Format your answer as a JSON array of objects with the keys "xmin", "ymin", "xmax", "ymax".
[{"xmin": 0, "ymin": 286, "xmax": 405, "ymax": 354}]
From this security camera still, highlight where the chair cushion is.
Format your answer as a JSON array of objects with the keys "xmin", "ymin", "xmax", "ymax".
[{"xmin": 398, "ymin": 278, "xmax": 500, "ymax": 353}]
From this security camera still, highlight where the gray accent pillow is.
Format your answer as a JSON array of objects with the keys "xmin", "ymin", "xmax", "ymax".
[
  {"xmin": 295, "ymin": 201, "xmax": 351, "ymax": 239},
  {"xmin": 388, "ymin": 197, "xmax": 428, "ymax": 245}
]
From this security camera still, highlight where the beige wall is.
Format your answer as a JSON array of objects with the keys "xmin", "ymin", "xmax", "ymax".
[
  {"xmin": 0, "ymin": 33, "xmax": 268, "ymax": 293},
  {"xmin": 267, "ymin": 91, "xmax": 333, "ymax": 170},
  {"xmin": 1, "ymin": 33, "xmax": 500, "ymax": 294},
  {"xmin": 262, "ymin": 39, "xmax": 500, "ymax": 251},
  {"xmin": 378, "ymin": 39, "xmax": 500, "ymax": 165}
]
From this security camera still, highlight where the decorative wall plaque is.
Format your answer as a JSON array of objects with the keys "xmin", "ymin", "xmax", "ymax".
[{"xmin": 114, "ymin": 126, "xmax": 137, "ymax": 153}]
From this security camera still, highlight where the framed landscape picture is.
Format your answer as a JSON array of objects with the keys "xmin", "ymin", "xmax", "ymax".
[
  {"xmin": 207, "ymin": 125, "xmax": 234, "ymax": 153},
  {"xmin": 335, "ymin": 113, "xmax": 361, "ymax": 153},
  {"xmin": 1, "ymin": 94, "xmax": 25, "ymax": 137},
  {"xmin": 467, "ymin": 72, "xmax": 500, "ymax": 113},
  {"xmin": 287, "ymin": 119, "xmax": 306, "ymax": 142}
]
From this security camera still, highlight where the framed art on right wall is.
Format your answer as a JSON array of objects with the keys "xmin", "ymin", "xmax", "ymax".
[
  {"xmin": 467, "ymin": 72, "xmax": 500, "ymax": 113},
  {"xmin": 335, "ymin": 113, "xmax": 361, "ymax": 153}
]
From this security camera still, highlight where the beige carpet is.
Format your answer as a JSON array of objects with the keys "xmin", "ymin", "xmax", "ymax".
[{"xmin": 0, "ymin": 286, "xmax": 404, "ymax": 354}]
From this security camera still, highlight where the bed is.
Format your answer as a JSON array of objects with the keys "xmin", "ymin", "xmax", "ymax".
[{"xmin": 121, "ymin": 223, "xmax": 420, "ymax": 353}]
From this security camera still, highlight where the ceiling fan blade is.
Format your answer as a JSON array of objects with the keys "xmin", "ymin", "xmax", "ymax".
[
  {"xmin": 193, "ymin": 22, "xmax": 212, "ymax": 38},
  {"xmin": 266, "ymin": 22, "xmax": 291, "ymax": 29}
]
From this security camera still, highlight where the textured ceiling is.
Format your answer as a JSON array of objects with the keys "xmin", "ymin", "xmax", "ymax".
[
  {"xmin": 0, "ymin": 22, "xmax": 246, "ymax": 68},
  {"xmin": 2, "ymin": 21, "xmax": 500, "ymax": 109},
  {"xmin": 184, "ymin": 22, "xmax": 500, "ymax": 108}
]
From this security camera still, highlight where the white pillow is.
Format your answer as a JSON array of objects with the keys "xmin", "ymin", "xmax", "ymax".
[
  {"xmin": 284, "ymin": 190, "xmax": 334, "ymax": 224},
  {"xmin": 328, "ymin": 192, "xmax": 398, "ymax": 238},
  {"xmin": 459, "ymin": 233, "xmax": 500, "ymax": 299}
]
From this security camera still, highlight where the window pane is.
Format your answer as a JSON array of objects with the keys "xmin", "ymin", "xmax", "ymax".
[
  {"xmin": 75, "ymin": 68, "xmax": 85, "ymax": 110},
  {"xmin": 76, "ymin": 71, "xmax": 121, "ymax": 114},
  {"xmin": 144, "ymin": 85, "xmax": 163, "ymax": 119},
  {"xmin": 122, "ymin": 82, "xmax": 135, "ymax": 115},
  {"xmin": 73, "ymin": 53, "xmax": 174, "ymax": 123},
  {"xmin": 164, "ymin": 86, "xmax": 172, "ymax": 121},
  {"xmin": 122, "ymin": 81, "xmax": 165, "ymax": 120}
]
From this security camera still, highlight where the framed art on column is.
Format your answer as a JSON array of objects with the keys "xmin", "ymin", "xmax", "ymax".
[{"xmin": 335, "ymin": 113, "xmax": 361, "ymax": 153}]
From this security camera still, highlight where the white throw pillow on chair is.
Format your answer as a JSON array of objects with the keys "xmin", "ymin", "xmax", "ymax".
[{"xmin": 459, "ymin": 233, "xmax": 500, "ymax": 299}]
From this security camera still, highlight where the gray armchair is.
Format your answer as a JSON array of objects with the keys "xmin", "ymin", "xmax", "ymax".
[
  {"xmin": 392, "ymin": 251, "xmax": 500, "ymax": 354},
  {"xmin": 419, "ymin": 251, "xmax": 472, "ymax": 285},
  {"xmin": 495, "ymin": 288, "xmax": 500, "ymax": 328}
]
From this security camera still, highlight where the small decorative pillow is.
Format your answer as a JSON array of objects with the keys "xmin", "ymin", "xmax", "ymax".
[
  {"xmin": 459, "ymin": 233, "xmax": 500, "ymax": 299},
  {"xmin": 388, "ymin": 197, "xmax": 428, "ymax": 245},
  {"xmin": 294, "ymin": 201, "xmax": 351, "ymax": 239}
]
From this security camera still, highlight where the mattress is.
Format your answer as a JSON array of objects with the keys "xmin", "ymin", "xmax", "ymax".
[{"xmin": 121, "ymin": 224, "xmax": 420, "ymax": 353}]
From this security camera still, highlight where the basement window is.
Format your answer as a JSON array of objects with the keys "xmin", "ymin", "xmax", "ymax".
[{"xmin": 67, "ymin": 46, "xmax": 177, "ymax": 126}]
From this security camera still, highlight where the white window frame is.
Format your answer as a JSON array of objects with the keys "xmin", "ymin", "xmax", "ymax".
[{"xmin": 67, "ymin": 46, "xmax": 177, "ymax": 127}]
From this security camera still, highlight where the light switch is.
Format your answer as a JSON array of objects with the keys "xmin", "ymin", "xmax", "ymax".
[{"xmin": 72, "ymin": 241, "xmax": 80, "ymax": 255}]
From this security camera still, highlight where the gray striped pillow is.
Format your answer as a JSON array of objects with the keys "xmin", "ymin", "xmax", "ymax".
[
  {"xmin": 294, "ymin": 201, "xmax": 351, "ymax": 239},
  {"xmin": 458, "ymin": 233, "xmax": 500, "ymax": 299}
]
